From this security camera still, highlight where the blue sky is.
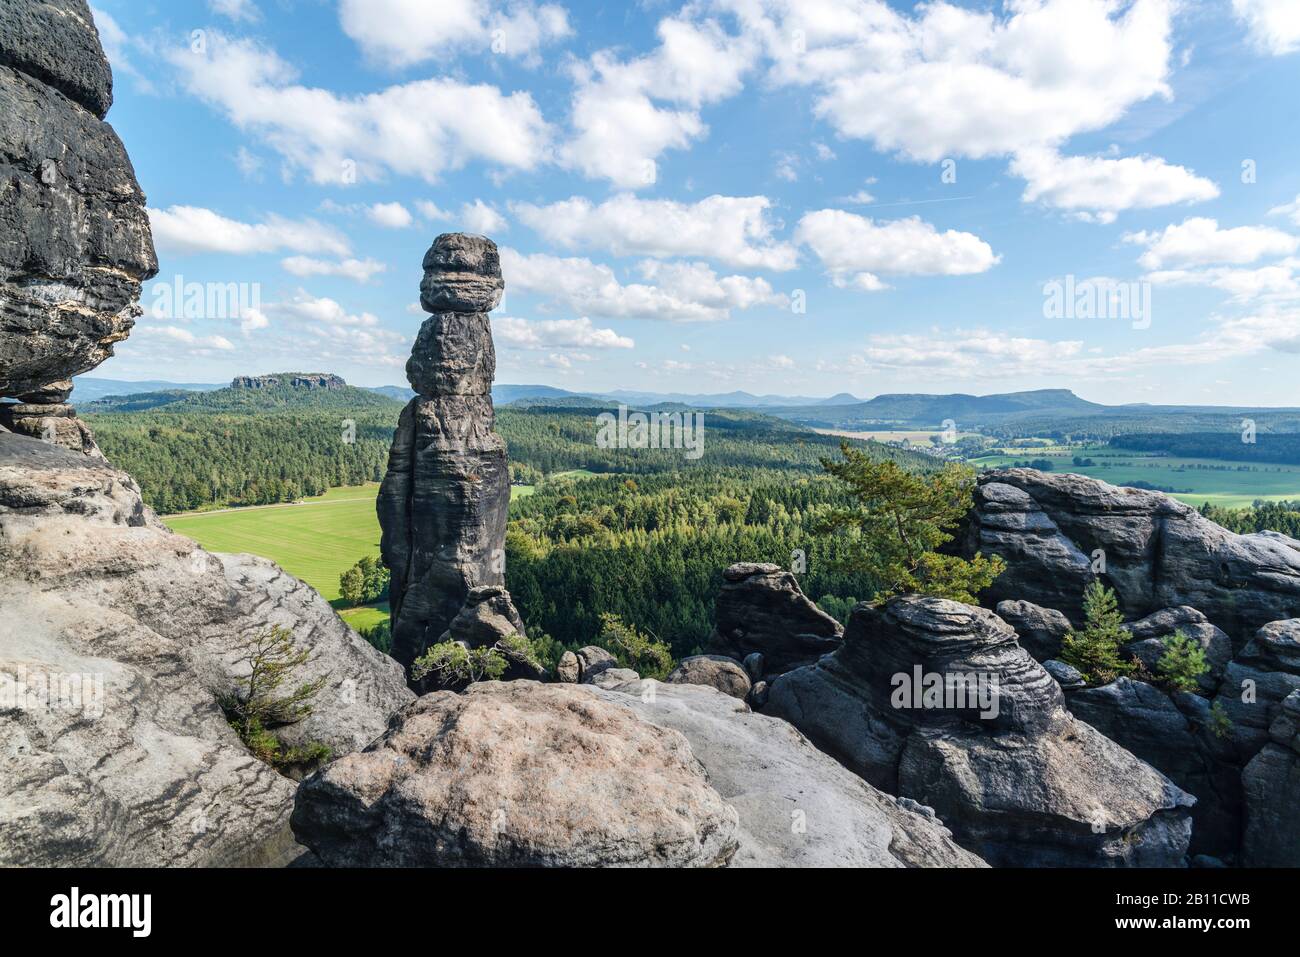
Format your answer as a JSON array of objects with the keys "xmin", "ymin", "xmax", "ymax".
[{"xmin": 89, "ymin": 0, "xmax": 1300, "ymax": 404}]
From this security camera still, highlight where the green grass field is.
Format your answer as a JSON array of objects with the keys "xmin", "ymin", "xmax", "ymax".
[
  {"xmin": 970, "ymin": 444, "xmax": 1300, "ymax": 509},
  {"xmin": 163, "ymin": 477, "xmax": 560, "ymax": 627}
]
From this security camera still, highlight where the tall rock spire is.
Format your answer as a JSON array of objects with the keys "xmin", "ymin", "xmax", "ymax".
[{"xmin": 379, "ymin": 234, "xmax": 515, "ymax": 670}]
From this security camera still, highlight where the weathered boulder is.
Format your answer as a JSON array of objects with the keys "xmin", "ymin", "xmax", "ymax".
[
  {"xmin": 667, "ymin": 655, "xmax": 751, "ymax": 700},
  {"xmin": 380, "ymin": 235, "xmax": 514, "ymax": 670},
  {"xmin": 0, "ymin": 433, "xmax": 414, "ymax": 866},
  {"xmin": 1043, "ymin": 659, "xmax": 1086, "ymax": 690},
  {"xmin": 707, "ymin": 563, "xmax": 843, "ymax": 678},
  {"xmin": 577, "ymin": 645, "xmax": 618, "ymax": 682},
  {"xmin": 961, "ymin": 470, "xmax": 1300, "ymax": 646},
  {"xmin": 593, "ymin": 678, "xmax": 986, "ymax": 867},
  {"xmin": 556, "ymin": 651, "xmax": 580, "ymax": 683},
  {"xmin": 0, "ymin": 5, "xmax": 157, "ymax": 401},
  {"xmin": 1241, "ymin": 691, "xmax": 1300, "ymax": 867},
  {"xmin": 587, "ymin": 667, "xmax": 640, "ymax": 689},
  {"xmin": 291, "ymin": 682, "xmax": 740, "ymax": 867},
  {"xmin": 433, "ymin": 585, "xmax": 542, "ymax": 681},
  {"xmin": 995, "ymin": 599, "xmax": 1071, "ymax": 661},
  {"xmin": 766, "ymin": 596, "xmax": 1194, "ymax": 867}
]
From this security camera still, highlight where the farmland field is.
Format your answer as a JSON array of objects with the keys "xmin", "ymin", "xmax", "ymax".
[
  {"xmin": 164, "ymin": 479, "xmax": 546, "ymax": 629},
  {"xmin": 969, "ymin": 444, "xmax": 1300, "ymax": 509}
]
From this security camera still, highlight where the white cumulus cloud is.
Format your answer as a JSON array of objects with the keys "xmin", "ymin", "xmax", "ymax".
[
  {"xmin": 1233, "ymin": 0, "xmax": 1300, "ymax": 55},
  {"xmin": 1012, "ymin": 148, "xmax": 1219, "ymax": 223},
  {"xmin": 1125, "ymin": 217, "xmax": 1300, "ymax": 270},
  {"xmin": 148, "ymin": 206, "xmax": 351, "ymax": 257},
  {"xmin": 339, "ymin": 0, "xmax": 572, "ymax": 66},
  {"xmin": 494, "ymin": 316, "xmax": 635, "ymax": 350}
]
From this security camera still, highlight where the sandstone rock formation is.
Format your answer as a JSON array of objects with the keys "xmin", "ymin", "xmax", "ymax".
[
  {"xmin": 0, "ymin": 3, "xmax": 414, "ymax": 867},
  {"xmin": 291, "ymin": 682, "xmax": 741, "ymax": 867},
  {"xmin": 0, "ymin": 0, "xmax": 157, "ymax": 442},
  {"xmin": 593, "ymin": 678, "xmax": 986, "ymax": 868},
  {"xmin": 1241, "ymin": 690, "xmax": 1300, "ymax": 866},
  {"xmin": 0, "ymin": 435, "xmax": 414, "ymax": 866},
  {"xmin": 765, "ymin": 595, "xmax": 1194, "ymax": 866},
  {"xmin": 231, "ymin": 373, "xmax": 346, "ymax": 391},
  {"xmin": 961, "ymin": 469, "xmax": 1300, "ymax": 643},
  {"xmin": 995, "ymin": 599, "xmax": 1070, "ymax": 661},
  {"xmin": 667, "ymin": 655, "xmax": 752, "ymax": 700},
  {"xmin": 707, "ymin": 563, "xmax": 843, "ymax": 679},
  {"xmin": 379, "ymin": 234, "xmax": 513, "ymax": 670}
]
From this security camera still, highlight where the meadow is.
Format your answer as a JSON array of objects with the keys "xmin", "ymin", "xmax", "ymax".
[{"xmin": 163, "ymin": 474, "xmax": 591, "ymax": 629}]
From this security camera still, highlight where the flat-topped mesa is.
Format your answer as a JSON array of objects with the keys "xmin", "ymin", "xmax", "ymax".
[
  {"xmin": 231, "ymin": 373, "xmax": 346, "ymax": 391},
  {"xmin": 380, "ymin": 233, "xmax": 515, "ymax": 672}
]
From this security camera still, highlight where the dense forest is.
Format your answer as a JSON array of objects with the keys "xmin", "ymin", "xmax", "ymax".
[
  {"xmin": 1112, "ymin": 432, "xmax": 1300, "ymax": 466},
  {"xmin": 505, "ymin": 468, "xmax": 889, "ymax": 658},
  {"xmin": 85, "ymin": 388, "xmax": 931, "ymax": 514}
]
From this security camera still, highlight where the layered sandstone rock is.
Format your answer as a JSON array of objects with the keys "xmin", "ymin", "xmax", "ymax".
[
  {"xmin": 1241, "ymin": 690, "xmax": 1300, "ymax": 866},
  {"xmin": 961, "ymin": 469, "xmax": 1300, "ymax": 643},
  {"xmin": 766, "ymin": 595, "xmax": 1194, "ymax": 866},
  {"xmin": 379, "ymin": 234, "xmax": 513, "ymax": 670}
]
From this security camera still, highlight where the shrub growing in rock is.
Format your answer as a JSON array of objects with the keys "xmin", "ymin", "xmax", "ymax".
[
  {"xmin": 412, "ymin": 640, "xmax": 508, "ymax": 686},
  {"xmin": 219, "ymin": 626, "xmax": 331, "ymax": 772},
  {"xmin": 1060, "ymin": 581, "xmax": 1135, "ymax": 685},
  {"xmin": 598, "ymin": 612, "xmax": 674, "ymax": 680},
  {"xmin": 1155, "ymin": 630, "xmax": 1210, "ymax": 693}
]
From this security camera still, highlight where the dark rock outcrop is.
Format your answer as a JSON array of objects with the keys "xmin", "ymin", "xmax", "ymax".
[
  {"xmin": 766, "ymin": 596, "xmax": 1194, "ymax": 867},
  {"xmin": 961, "ymin": 469, "xmax": 1300, "ymax": 645},
  {"xmin": 1122, "ymin": 606, "xmax": 1232, "ymax": 692},
  {"xmin": 0, "ymin": 1, "xmax": 157, "ymax": 403},
  {"xmin": 1241, "ymin": 691, "xmax": 1300, "ymax": 866},
  {"xmin": 707, "ymin": 563, "xmax": 843, "ymax": 679},
  {"xmin": 995, "ymin": 599, "xmax": 1071, "ymax": 661},
  {"xmin": 379, "ymin": 234, "xmax": 513, "ymax": 669}
]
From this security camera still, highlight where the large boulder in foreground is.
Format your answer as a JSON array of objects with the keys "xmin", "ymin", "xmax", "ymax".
[
  {"xmin": 961, "ymin": 469, "xmax": 1300, "ymax": 645},
  {"xmin": 592, "ymin": 679, "xmax": 986, "ymax": 868},
  {"xmin": 766, "ymin": 596, "xmax": 1194, "ymax": 867},
  {"xmin": 707, "ymin": 563, "xmax": 843, "ymax": 679},
  {"xmin": 0, "ymin": 433, "xmax": 414, "ymax": 866},
  {"xmin": 291, "ymin": 682, "xmax": 741, "ymax": 867}
]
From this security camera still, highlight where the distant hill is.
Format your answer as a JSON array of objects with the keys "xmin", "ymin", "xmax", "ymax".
[
  {"xmin": 820, "ymin": 393, "xmax": 862, "ymax": 406},
  {"xmin": 767, "ymin": 389, "xmax": 1109, "ymax": 429},
  {"xmin": 73, "ymin": 376, "xmax": 223, "ymax": 403}
]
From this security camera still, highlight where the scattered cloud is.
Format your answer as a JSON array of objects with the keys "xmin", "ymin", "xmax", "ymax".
[
  {"xmin": 210, "ymin": 0, "xmax": 260, "ymax": 23},
  {"xmin": 561, "ymin": 16, "xmax": 757, "ymax": 187},
  {"xmin": 281, "ymin": 256, "xmax": 388, "ymax": 283},
  {"xmin": 795, "ymin": 209, "xmax": 1000, "ymax": 290},
  {"xmin": 167, "ymin": 32, "xmax": 552, "ymax": 184},
  {"xmin": 148, "ymin": 206, "xmax": 351, "ymax": 256},
  {"xmin": 512, "ymin": 194, "xmax": 798, "ymax": 271},
  {"xmin": 1232, "ymin": 0, "xmax": 1300, "ymax": 56},
  {"xmin": 367, "ymin": 202, "xmax": 415, "ymax": 229},
  {"xmin": 501, "ymin": 249, "xmax": 787, "ymax": 322},
  {"xmin": 1012, "ymin": 148, "xmax": 1219, "ymax": 223},
  {"xmin": 339, "ymin": 0, "xmax": 571, "ymax": 66},
  {"xmin": 1270, "ymin": 194, "xmax": 1300, "ymax": 226},
  {"xmin": 494, "ymin": 316, "xmax": 635, "ymax": 350},
  {"xmin": 460, "ymin": 200, "xmax": 508, "ymax": 235},
  {"xmin": 1125, "ymin": 217, "xmax": 1300, "ymax": 269}
]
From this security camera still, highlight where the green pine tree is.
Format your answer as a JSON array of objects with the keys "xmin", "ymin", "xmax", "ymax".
[{"xmin": 1060, "ymin": 581, "xmax": 1135, "ymax": 685}]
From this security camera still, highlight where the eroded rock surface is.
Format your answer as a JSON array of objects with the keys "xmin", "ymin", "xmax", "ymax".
[
  {"xmin": 0, "ymin": 433, "xmax": 414, "ymax": 866},
  {"xmin": 666, "ymin": 655, "xmax": 752, "ymax": 700},
  {"xmin": 379, "ymin": 234, "xmax": 514, "ymax": 670},
  {"xmin": 291, "ymin": 682, "xmax": 740, "ymax": 867},
  {"xmin": 594, "ymin": 679, "xmax": 986, "ymax": 868},
  {"xmin": 766, "ymin": 595, "xmax": 1194, "ymax": 866}
]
